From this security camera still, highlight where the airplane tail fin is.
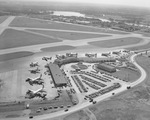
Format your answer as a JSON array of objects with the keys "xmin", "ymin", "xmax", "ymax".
[
  {"xmin": 40, "ymin": 74, "xmax": 42, "ymax": 78},
  {"xmin": 42, "ymin": 84, "xmax": 44, "ymax": 89}
]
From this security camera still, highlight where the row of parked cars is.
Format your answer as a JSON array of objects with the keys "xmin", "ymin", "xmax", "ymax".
[
  {"xmin": 102, "ymin": 74, "xmax": 114, "ymax": 80},
  {"xmin": 87, "ymin": 83, "xmax": 121, "ymax": 99},
  {"xmin": 84, "ymin": 71, "xmax": 111, "ymax": 82},
  {"xmin": 36, "ymin": 104, "xmax": 71, "ymax": 114},
  {"xmin": 71, "ymin": 75, "xmax": 87, "ymax": 93},
  {"xmin": 79, "ymin": 74, "xmax": 106, "ymax": 87},
  {"xmin": 82, "ymin": 80, "xmax": 100, "ymax": 90},
  {"xmin": 70, "ymin": 70, "xmax": 112, "ymax": 83}
]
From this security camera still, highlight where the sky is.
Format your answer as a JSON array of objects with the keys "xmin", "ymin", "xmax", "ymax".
[{"xmin": 3, "ymin": 0, "xmax": 150, "ymax": 8}]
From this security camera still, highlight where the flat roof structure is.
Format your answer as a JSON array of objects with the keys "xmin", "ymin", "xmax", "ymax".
[{"xmin": 48, "ymin": 63, "xmax": 67, "ymax": 87}]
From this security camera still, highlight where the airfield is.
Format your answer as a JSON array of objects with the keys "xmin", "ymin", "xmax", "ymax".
[{"xmin": 0, "ymin": 16, "xmax": 150, "ymax": 120}]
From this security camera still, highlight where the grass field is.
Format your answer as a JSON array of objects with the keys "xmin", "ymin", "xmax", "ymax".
[
  {"xmin": 41, "ymin": 45, "xmax": 76, "ymax": 52},
  {"xmin": 135, "ymin": 55, "xmax": 150, "ymax": 86},
  {"xmin": 88, "ymin": 37, "xmax": 142, "ymax": 48},
  {"xmin": 0, "ymin": 16, "xmax": 8, "ymax": 24},
  {"xmin": 10, "ymin": 17, "xmax": 128, "ymax": 34},
  {"xmin": 0, "ymin": 29, "xmax": 62, "ymax": 49},
  {"xmin": 89, "ymin": 98, "xmax": 150, "ymax": 120},
  {"xmin": 0, "ymin": 70, "xmax": 19, "ymax": 102},
  {"xmin": 142, "ymin": 33, "xmax": 150, "ymax": 37},
  {"xmin": 67, "ymin": 55, "xmax": 150, "ymax": 120},
  {"xmin": 112, "ymin": 68, "xmax": 140, "ymax": 82},
  {"xmin": 97, "ymin": 67, "xmax": 140, "ymax": 82},
  {"xmin": 27, "ymin": 29, "xmax": 111, "ymax": 40},
  {"xmin": 135, "ymin": 32, "xmax": 150, "ymax": 37},
  {"xmin": 127, "ymin": 42, "xmax": 150, "ymax": 51},
  {"xmin": 0, "ymin": 51, "xmax": 34, "ymax": 62},
  {"xmin": 87, "ymin": 55, "xmax": 150, "ymax": 120},
  {"xmin": 63, "ymin": 110, "xmax": 90, "ymax": 120}
]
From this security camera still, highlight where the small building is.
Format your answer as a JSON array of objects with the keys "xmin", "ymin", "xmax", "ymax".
[
  {"xmin": 79, "ymin": 57, "xmax": 116, "ymax": 63},
  {"xmin": 96, "ymin": 63, "xmax": 116, "ymax": 73},
  {"xmin": 48, "ymin": 63, "xmax": 67, "ymax": 87}
]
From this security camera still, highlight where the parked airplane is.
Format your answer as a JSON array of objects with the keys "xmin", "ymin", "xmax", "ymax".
[
  {"xmin": 56, "ymin": 54, "xmax": 66, "ymax": 60},
  {"xmin": 85, "ymin": 53, "xmax": 97, "ymax": 58},
  {"xmin": 29, "ymin": 67, "xmax": 40, "ymax": 74},
  {"xmin": 30, "ymin": 62, "xmax": 39, "ymax": 67},
  {"xmin": 101, "ymin": 52, "xmax": 111, "ymax": 57},
  {"xmin": 123, "ymin": 50, "xmax": 130, "ymax": 53},
  {"xmin": 42, "ymin": 56, "xmax": 52, "ymax": 61},
  {"xmin": 66, "ymin": 53, "xmax": 78, "ymax": 57},
  {"xmin": 112, "ymin": 50, "xmax": 121, "ymax": 55},
  {"xmin": 26, "ymin": 74, "xmax": 44, "ymax": 86},
  {"xmin": 25, "ymin": 85, "xmax": 47, "ymax": 99}
]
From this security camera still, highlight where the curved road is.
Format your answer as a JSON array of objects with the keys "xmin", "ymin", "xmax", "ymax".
[
  {"xmin": 2, "ymin": 52, "xmax": 147, "ymax": 120},
  {"xmin": 0, "ymin": 16, "xmax": 148, "ymax": 120}
]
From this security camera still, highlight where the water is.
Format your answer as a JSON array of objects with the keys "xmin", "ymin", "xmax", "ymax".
[
  {"xmin": 52, "ymin": 11, "xmax": 110, "ymax": 22},
  {"xmin": 53, "ymin": 11, "xmax": 85, "ymax": 17}
]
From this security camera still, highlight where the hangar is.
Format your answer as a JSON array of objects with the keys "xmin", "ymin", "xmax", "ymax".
[{"xmin": 48, "ymin": 63, "xmax": 67, "ymax": 87}]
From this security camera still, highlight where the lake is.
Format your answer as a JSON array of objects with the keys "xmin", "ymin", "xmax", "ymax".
[{"xmin": 53, "ymin": 11, "xmax": 85, "ymax": 17}]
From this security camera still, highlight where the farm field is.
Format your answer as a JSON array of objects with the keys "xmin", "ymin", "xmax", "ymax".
[
  {"xmin": 0, "ymin": 29, "xmax": 62, "ymax": 49},
  {"xmin": 10, "ymin": 17, "xmax": 128, "ymax": 34},
  {"xmin": 41, "ymin": 45, "xmax": 76, "ymax": 52},
  {"xmin": 27, "ymin": 29, "xmax": 111, "ymax": 40},
  {"xmin": 0, "ymin": 51, "xmax": 34, "ymax": 62},
  {"xmin": 88, "ymin": 37, "xmax": 142, "ymax": 48},
  {"xmin": 0, "ymin": 16, "xmax": 9, "ymax": 24}
]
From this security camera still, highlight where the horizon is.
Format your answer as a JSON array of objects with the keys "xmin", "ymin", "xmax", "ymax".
[{"xmin": 0, "ymin": 0, "xmax": 150, "ymax": 8}]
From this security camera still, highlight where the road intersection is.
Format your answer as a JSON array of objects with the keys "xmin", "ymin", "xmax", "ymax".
[
  {"xmin": 0, "ymin": 16, "xmax": 150, "ymax": 55},
  {"xmin": 0, "ymin": 16, "xmax": 148, "ymax": 120},
  {"xmin": 2, "ymin": 51, "xmax": 147, "ymax": 120}
]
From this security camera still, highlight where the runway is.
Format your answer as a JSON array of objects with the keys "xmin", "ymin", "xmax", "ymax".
[
  {"xmin": 0, "ymin": 16, "xmax": 150, "ymax": 55},
  {"xmin": 0, "ymin": 16, "xmax": 148, "ymax": 120}
]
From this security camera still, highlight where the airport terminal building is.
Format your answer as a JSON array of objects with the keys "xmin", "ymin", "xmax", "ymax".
[{"xmin": 48, "ymin": 63, "xmax": 67, "ymax": 87}]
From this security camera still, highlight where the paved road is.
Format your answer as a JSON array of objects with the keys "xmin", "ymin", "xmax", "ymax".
[
  {"xmin": 2, "ymin": 52, "xmax": 146, "ymax": 120},
  {"xmin": 0, "ymin": 16, "xmax": 15, "ymax": 35},
  {"xmin": 0, "ymin": 16, "xmax": 150, "ymax": 55},
  {"xmin": 0, "ymin": 16, "xmax": 148, "ymax": 120},
  {"xmin": 11, "ymin": 26, "xmax": 116, "ymax": 35},
  {"xmin": 0, "ymin": 28, "xmax": 149, "ymax": 55}
]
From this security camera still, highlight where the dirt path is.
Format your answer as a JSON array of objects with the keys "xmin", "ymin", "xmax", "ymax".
[{"xmin": 83, "ymin": 108, "xmax": 97, "ymax": 120}]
